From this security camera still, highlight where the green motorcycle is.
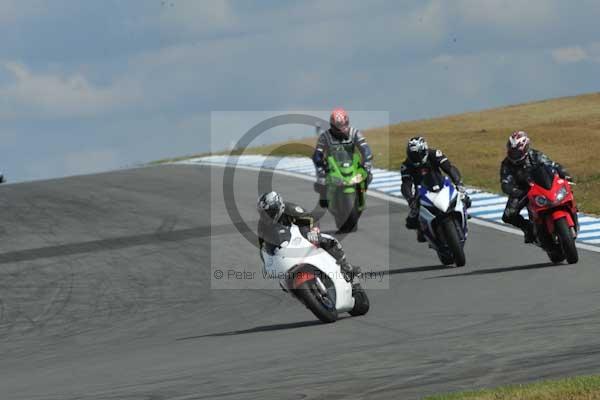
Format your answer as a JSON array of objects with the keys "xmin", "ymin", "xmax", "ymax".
[{"xmin": 324, "ymin": 149, "xmax": 368, "ymax": 232}]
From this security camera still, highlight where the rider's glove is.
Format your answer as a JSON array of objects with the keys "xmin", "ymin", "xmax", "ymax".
[
  {"xmin": 307, "ymin": 227, "xmax": 320, "ymax": 245},
  {"xmin": 362, "ymin": 162, "xmax": 373, "ymax": 186}
]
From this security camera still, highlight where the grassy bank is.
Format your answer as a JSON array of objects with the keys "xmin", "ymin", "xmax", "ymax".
[
  {"xmin": 424, "ymin": 375, "xmax": 600, "ymax": 400},
  {"xmin": 243, "ymin": 93, "xmax": 600, "ymax": 214}
]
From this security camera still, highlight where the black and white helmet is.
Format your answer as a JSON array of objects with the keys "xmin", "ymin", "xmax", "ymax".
[
  {"xmin": 407, "ymin": 136, "xmax": 429, "ymax": 165},
  {"xmin": 257, "ymin": 191, "xmax": 285, "ymax": 222}
]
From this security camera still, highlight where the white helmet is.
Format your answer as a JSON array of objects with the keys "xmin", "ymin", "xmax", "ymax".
[
  {"xmin": 257, "ymin": 191, "xmax": 285, "ymax": 222},
  {"xmin": 407, "ymin": 136, "xmax": 429, "ymax": 165}
]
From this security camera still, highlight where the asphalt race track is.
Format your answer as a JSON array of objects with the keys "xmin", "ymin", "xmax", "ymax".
[{"xmin": 1, "ymin": 164, "xmax": 600, "ymax": 400}]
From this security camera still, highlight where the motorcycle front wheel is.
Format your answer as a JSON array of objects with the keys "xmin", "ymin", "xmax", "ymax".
[
  {"xmin": 295, "ymin": 280, "xmax": 338, "ymax": 323},
  {"xmin": 437, "ymin": 252, "xmax": 455, "ymax": 266},
  {"xmin": 441, "ymin": 217, "xmax": 466, "ymax": 267},
  {"xmin": 334, "ymin": 192, "xmax": 360, "ymax": 233},
  {"xmin": 555, "ymin": 217, "xmax": 578, "ymax": 264},
  {"xmin": 348, "ymin": 285, "xmax": 370, "ymax": 316}
]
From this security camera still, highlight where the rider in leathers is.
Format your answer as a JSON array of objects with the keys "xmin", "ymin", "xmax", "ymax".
[
  {"xmin": 312, "ymin": 108, "xmax": 373, "ymax": 208},
  {"xmin": 501, "ymin": 130, "xmax": 571, "ymax": 243},
  {"xmin": 400, "ymin": 136, "xmax": 469, "ymax": 242},
  {"xmin": 257, "ymin": 191, "xmax": 360, "ymax": 282}
]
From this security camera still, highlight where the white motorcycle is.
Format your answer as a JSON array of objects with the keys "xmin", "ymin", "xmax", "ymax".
[{"xmin": 261, "ymin": 224, "xmax": 369, "ymax": 323}]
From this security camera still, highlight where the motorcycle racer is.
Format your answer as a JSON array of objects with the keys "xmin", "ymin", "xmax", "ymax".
[
  {"xmin": 312, "ymin": 108, "xmax": 373, "ymax": 208},
  {"xmin": 257, "ymin": 191, "xmax": 360, "ymax": 282},
  {"xmin": 500, "ymin": 130, "xmax": 571, "ymax": 243},
  {"xmin": 400, "ymin": 136, "xmax": 470, "ymax": 242}
]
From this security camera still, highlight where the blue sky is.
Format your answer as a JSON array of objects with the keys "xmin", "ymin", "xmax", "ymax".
[{"xmin": 1, "ymin": 0, "xmax": 599, "ymax": 182}]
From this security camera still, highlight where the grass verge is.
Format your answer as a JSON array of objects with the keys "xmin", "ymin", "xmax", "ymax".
[{"xmin": 424, "ymin": 375, "xmax": 600, "ymax": 400}]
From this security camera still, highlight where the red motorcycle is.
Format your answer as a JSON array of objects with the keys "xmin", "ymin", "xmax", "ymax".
[{"xmin": 526, "ymin": 164, "xmax": 579, "ymax": 264}]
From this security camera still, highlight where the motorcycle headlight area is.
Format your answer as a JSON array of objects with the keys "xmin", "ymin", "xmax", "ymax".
[
  {"xmin": 423, "ymin": 202, "xmax": 442, "ymax": 215},
  {"xmin": 535, "ymin": 195, "xmax": 550, "ymax": 207},
  {"xmin": 449, "ymin": 195, "xmax": 458, "ymax": 210},
  {"xmin": 555, "ymin": 186, "xmax": 568, "ymax": 202}
]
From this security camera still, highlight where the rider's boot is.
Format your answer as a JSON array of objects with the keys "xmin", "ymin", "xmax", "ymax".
[
  {"xmin": 417, "ymin": 228, "xmax": 426, "ymax": 243},
  {"xmin": 523, "ymin": 223, "xmax": 536, "ymax": 244},
  {"xmin": 339, "ymin": 257, "xmax": 361, "ymax": 283},
  {"xmin": 315, "ymin": 180, "xmax": 329, "ymax": 208}
]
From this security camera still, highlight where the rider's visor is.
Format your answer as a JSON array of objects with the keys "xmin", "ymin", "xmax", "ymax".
[
  {"xmin": 507, "ymin": 148, "xmax": 527, "ymax": 163},
  {"xmin": 408, "ymin": 149, "xmax": 427, "ymax": 164}
]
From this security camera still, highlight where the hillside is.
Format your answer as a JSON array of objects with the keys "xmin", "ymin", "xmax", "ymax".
[{"xmin": 244, "ymin": 93, "xmax": 600, "ymax": 214}]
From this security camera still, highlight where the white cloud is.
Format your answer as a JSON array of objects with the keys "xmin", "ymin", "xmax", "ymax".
[
  {"xmin": 550, "ymin": 42, "xmax": 600, "ymax": 64},
  {"xmin": 551, "ymin": 46, "xmax": 589, "ymax": 64},
  {"xmin": 123, "ymin": 0, "xmax": 451, "ymax": 113},
  {"xmin": 0, "ymin": 62, "xmax": 141, "ymax": 118}
]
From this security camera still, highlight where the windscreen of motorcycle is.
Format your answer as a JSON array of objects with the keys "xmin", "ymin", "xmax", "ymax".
[
  {"xmin": 420, "ymin": 169, "xmax": 445, "ymax": 192},
  {"xmin": 331, "ymin": 148, "xmax": 354, "ymax": 170},
  {"xmin": 530, "ymin": 164, "xmax": 555, "ymax": 190}
]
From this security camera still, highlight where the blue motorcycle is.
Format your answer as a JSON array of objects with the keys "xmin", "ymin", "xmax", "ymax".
[{"xmin": 417, "ymin": 172, "xmax": 468, "ymax": 267}]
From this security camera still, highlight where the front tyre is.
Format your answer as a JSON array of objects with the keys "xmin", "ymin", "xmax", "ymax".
[
  {"xmin": 547, "ymin": 249, "xmax": 565, "ymax": 264},
  {"xmin": 334, "ymin": 192, "xmax": 359, "ymax": 232},
  {"xmin": 295, "ymin": 280, "xmax": 338, "ymax": 323},
  {"xmin": 348, "ymin": 284, "xmax": 370, "ymax": 316},
  {"xmin": 437, "ymin": 252, "xmax": 454, "ymax": 266},
  {"xmin": 341, "ymin": 204, "xmax": 360, "ymax": 233},
  {"xmin": 442, "ymin": 218, "xmax": 466, "ymax": 267},
  {"xmin": 555, "ymin": 217, "xmax": 578, "ymax": 264}
]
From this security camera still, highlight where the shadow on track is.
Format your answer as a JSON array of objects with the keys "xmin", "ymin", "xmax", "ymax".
[
  {"xmin": 428, "ymin": 262, "xmax": 560, "ymax": 279},
  {"xmin": 386, "ymin": 265, "xmax": 450, "ymax": 275},
  {"xmin": 355, "ymin": 265, "xmax": 450, "ymax": 276},
  {"xmin": 176, "ymin": 320, "xmax": 327, "ymax": 340}
]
